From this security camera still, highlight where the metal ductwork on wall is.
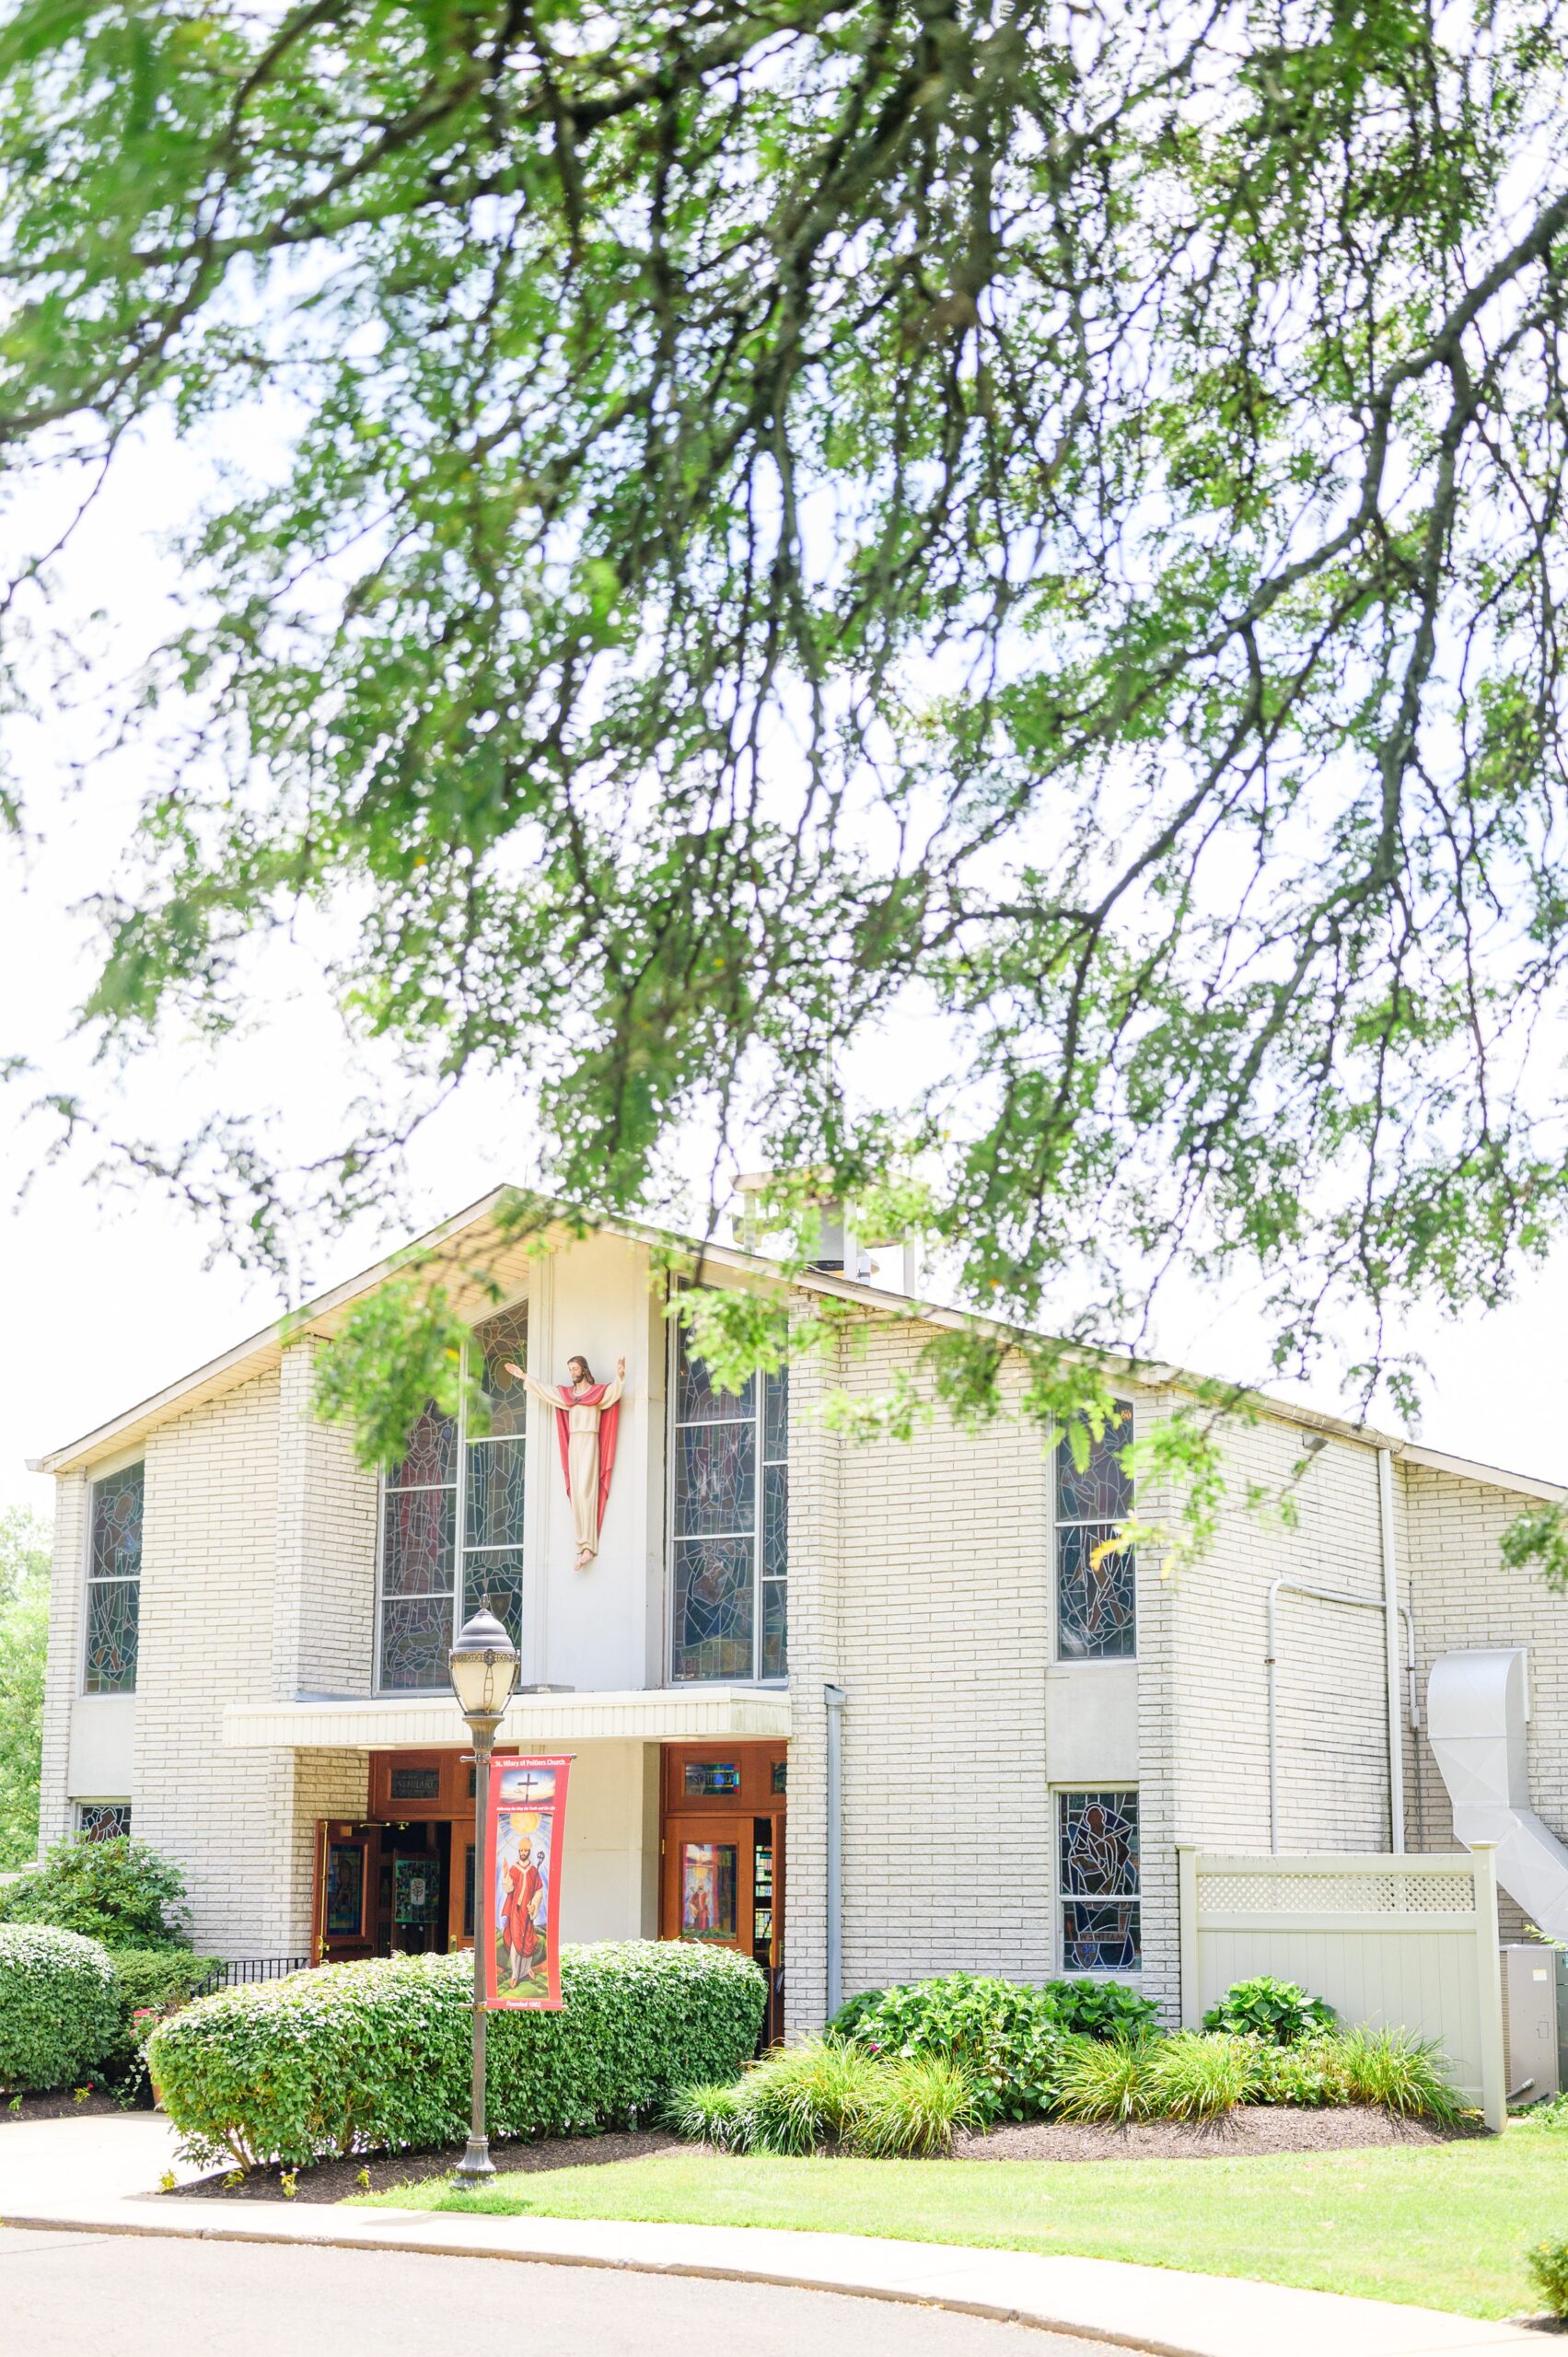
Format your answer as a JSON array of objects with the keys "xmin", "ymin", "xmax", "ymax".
[{"xmin": 1427, "ymin": 1647, "xmax": 1568, "ymax": 1945}]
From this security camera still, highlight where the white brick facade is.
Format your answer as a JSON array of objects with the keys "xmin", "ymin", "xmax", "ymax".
[{"xmin": 35, "ymin": 1209, "xmax": 1568, "ymax": 2004}]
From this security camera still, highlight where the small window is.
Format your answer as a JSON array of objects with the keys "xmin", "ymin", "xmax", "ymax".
[
  {"xmin": 1057, "ymin": 1788, "xmax": 1140, "ymax": 1971},
  {"xmin": 76, "ymin": 1802, "xmax": 132, "ymax": 1842},
  {"xmin": 771, "ymin": 1759, "xmax": 787, "ymax": 1796},
  {"xmin": 85, "ymin": 1463, "xmax": 144, "ymax": 1695},
  {"xmin": 683, "ymin": 1760, "xmax": 741, "ymax": 1796},
  {"xmin": 389, "ymin": 1766, "xmax": 442, "ymax": 1802},
  {"xmin": 1054, "ymin": 1406, "xmax": 1135, "ymax": 1659}
]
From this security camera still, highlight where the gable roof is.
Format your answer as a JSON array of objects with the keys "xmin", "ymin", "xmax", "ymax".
[{"xmin": 29, "ymin": 1185, "xmax": 1566, "ymax": 1505}]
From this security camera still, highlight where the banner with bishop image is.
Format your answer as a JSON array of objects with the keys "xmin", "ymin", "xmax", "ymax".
[{"xmin": 485, "ymin": 1754, "xmax": 573, "ymax": 2009}]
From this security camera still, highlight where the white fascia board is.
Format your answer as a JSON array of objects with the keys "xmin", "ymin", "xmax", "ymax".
[{"xmin": 221, "ymin": 1684, "xmax": 793, "ymax": 1752}]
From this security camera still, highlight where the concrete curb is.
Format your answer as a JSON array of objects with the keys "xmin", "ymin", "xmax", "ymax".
[{"xmin": 0, "ymin": 2196, "xmax": 1541, "ymax": 2357}]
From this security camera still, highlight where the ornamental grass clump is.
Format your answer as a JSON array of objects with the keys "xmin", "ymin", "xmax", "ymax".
[
  {"xmin": 150, "ymin": 1940, "xmax": 766, "ymax": 2172},
  {"xmin": 1331, "ymin": 2025, "xmax": 1462, "ymax": 2126},
  {"xmin": 1144, "ymin": 2033, "xmax": 1256, "ymax": 2122},
  {"xmin": 1052, "ymin": 2034, "xmax": 1155, "ymax": 2124},
  {"xmin": 668, "ymin": 2038, "xmax": 978, "ymax": 2156},
  {"xmin": 0, "ymin": 1923, "xmax": 124, "ymax": 2093}
]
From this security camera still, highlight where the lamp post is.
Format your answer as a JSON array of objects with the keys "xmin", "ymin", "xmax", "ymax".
[{"xmin": 448, "ymin": 1600, "xmax": 519, "ymax": 2189}]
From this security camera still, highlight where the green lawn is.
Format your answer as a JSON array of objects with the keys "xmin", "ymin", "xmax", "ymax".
[{"xmin": 356, "ymin": 2120, "xmax": 1568, "ymax": 2320}]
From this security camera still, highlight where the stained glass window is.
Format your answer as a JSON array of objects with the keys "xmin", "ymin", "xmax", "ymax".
[
  {"xmin": 1058, "ymin": 1789, "xmax": 1140, "ymax": 1971},
  {"xmin": 377, "ymin": 1299, "xmax": 528, "ymax": 1688},
  {"xmin": 76, "ymin": 1802, "xmax": 132, "ymax": 1842},
  {"xmin": 85, "ymin": 1462, "xmax": 143, "ymax": 1694},
  {"xmin": 1054, "ymin": 1405, "xmax": 1135, "ymax": 1659},
  {"xmin": 670, "ymin": 1305, "xmax": 788, "ymax": 1682}
]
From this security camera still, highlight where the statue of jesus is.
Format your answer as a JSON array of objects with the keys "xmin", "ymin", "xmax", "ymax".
[{"xmin": 505, "ymin": 1353, "xmax": 626, "ymax": 1569}]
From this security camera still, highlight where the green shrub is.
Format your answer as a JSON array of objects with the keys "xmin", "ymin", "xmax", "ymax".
[
  {"xmin": 0, "ymin": 1922, "xmax": 124, "ymax": 2092},
  {"xmin": 110, "ymin": 1949, "xmax": 226, "ymax": 2017},
  {"xmin": 1332, "ymin": 2024, "xmax": 1462, "ymax": 2125},
  {"xmin": 824, "ymin": 1987, "xmax": 888, "ymax": 2041},
  {"xmin": 1043, "ymin": 1978, "xmax": 1159, "ymax": 2041},
  {"xmin": 0, "ymin": 1837, "xmax": 192, "ymax": 1949},
  {"xmin": 1527, "ymin": 2239, "xmax": 1568, "ymax": 2318},
  {"xmin": 1145, "ymin": 2032, "xmax": 1255, "ymax": 2121},
  {"xmin": 836, "ymin": 1974, "xmax": 1069, "ymax": 2121},
  {"xmin": 1054, "ymin": 2033, "xmax": 1155, "ymax": 2123},
  {"xmin": 1202, "ymin": 1975, "xmax": 1336, "ymax": 2044},
  {"xmin": 150, "ymin": 1939, "xmax": 765, "ymax": 2170},
  {"xmin": 1245, "ymin": 2030, "xmax": 1353, "ymax": 2108}
]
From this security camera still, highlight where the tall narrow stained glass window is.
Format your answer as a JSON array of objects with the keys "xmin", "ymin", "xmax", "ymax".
[
  {"xmin": 1054, "ymin": 1402, "xmax": 1135, "ymax": 1659},
  {"xmin": 670, "ymin": 1306, "xmax": 787, "ymax": 1682},
  {"xmin": 85, "ymin": 1462, "xmax": 143, "ymax": 1694},
  {"xmin": 377, "ymin": 1300, "xmax": 528, "ymax": 1690},
  {"xmin": 1058, "ymin": 1788, "xmax": 1140, "ymax": 1971}
]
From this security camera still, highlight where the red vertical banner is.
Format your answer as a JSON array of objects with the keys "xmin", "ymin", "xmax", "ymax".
[{"xmin": 485, "ymin": 1754, "xmax": 573, "ymax": 2010}]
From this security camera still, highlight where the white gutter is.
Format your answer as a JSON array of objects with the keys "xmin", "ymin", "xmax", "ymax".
[
  {"xmin": 1379, "ymin": 1447, "xmax": 1406, "ymax": 1853},
  {"xmin": 824, "ymin": 1683, "xmax": 846, "ymax": 2021}
]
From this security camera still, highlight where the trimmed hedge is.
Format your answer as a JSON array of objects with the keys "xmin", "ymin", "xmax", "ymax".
[
  {"xmin": 150, "ymin": 1939, "xmax": 767, "ymax": 2169},
  {"xmin": 110, "ymin": 1948, "xmax": 226, "ymax": 2018},
  {"xmin": 0, "ymin": 1922, "xmax": 123, "ymax": 2092}
]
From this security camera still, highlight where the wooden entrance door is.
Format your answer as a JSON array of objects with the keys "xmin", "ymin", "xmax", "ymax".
[
  {"xmin": 660, "ymin": 1743, "xmax": 786, "ymax": 2045},
  {"xmin": 312, "ymin": 1820, "xmax": 377, "ymax": 1963}
]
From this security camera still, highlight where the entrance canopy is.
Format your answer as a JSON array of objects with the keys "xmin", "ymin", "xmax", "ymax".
[{"xmin": 221, "ymin": 1684, "xmax": 792, "ymax": 1751}]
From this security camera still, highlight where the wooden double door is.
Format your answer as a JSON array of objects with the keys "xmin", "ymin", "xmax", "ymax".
[
  {"xmin": 660, "ymin": 1742, "xmax": 786, "ymax": 2047},
  {"xmin": 313, "ymin": 1749, "xmax": 483, "ymax": 1964}
]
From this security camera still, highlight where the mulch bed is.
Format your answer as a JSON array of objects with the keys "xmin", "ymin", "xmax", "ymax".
[
  {"xmin": 2, "ymin": 2088, "xmax": 134, "ymax": 2124},
  {"xmin": 171, "ymin": 2101, "xmax": 1481, "ymax": 2200},
  {"xmin": 957, "ymin": 2104, "xmax": 1484, "ymax": 2162},
  {"xmin": 171, "ymin": 2128, "xmax": 687, "ymax": 2204}
]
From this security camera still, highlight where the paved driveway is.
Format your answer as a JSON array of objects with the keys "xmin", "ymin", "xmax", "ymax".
[{"xmin": 0, "ymin": 2227, "xmax": 1109, "ymax": 2356}]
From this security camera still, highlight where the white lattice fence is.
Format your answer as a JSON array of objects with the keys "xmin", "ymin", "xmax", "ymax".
[{"xmin": 1178, "ymin": 1846, "xmax": 1505, "ymax": 2129}]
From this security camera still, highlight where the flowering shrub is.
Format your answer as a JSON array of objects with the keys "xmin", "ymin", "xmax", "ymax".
[
  {"xmin": 149, "ymin": 1939, "xmax": 766, "ymax": 2170},
  {"xmin": 0, "ymin": 1922, "xmax": 123, "ymax": 2092}
]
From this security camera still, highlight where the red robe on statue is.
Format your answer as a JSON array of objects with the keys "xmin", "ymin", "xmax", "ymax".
[{"xmin": 551, "ymin": 1380, "xmax": 621, "ymax": 1530}]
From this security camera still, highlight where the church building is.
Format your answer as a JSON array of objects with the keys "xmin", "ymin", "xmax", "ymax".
[{"xmin": 30, "ymin": 1190, "xmax": 1568, "ymax": 2033}]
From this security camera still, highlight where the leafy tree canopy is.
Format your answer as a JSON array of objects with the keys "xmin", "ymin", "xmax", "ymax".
[{"xmin": 5, "ymin": 0, "xmax": 1568, "ymax": 1541}]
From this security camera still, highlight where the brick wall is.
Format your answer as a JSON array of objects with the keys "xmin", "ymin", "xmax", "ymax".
[
  {"xmin": 1173, "ymin": 1416, "xmax": 1392, "ymax": 1863},
  {"xmin": 784, "ymin": 1315, "xmax": 1056, "ymax": 2031}
]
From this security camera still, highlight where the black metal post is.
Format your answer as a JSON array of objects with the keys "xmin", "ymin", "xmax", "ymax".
[{"xmin": 452, "ymin": 1720, "xmax": 495, "ymax": 2187}]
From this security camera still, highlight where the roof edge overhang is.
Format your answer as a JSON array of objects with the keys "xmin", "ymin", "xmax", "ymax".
[
  {"xmin": 30, "ymin": 1184, "xmax": 1566, "ymax": 1508},
  {"xmin": 221, "ymin": 1685, "xmax": 793, "ymax": 1751}
]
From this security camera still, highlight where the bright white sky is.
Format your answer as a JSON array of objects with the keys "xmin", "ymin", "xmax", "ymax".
[{"xmin": 5, "ymin": 424, "xmax": 1568, "ymax": 1527}]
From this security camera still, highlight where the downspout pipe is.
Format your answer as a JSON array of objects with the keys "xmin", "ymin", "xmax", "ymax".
[
  {"xmin": 1267, "ymin": 1578, "xmax": 1415, "ymax": 1853},
  {"xmin": 1379, "ymin": 1446, "xmax": 1406, "ymax": 1853},
  {"xmin": 824, "ymin": 1683, "xmax": 846, "ymax": 2022}
]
